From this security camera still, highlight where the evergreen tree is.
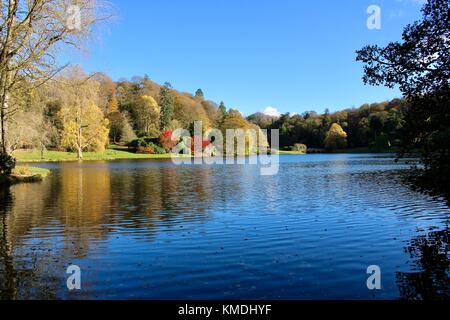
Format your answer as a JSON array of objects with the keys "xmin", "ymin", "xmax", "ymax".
[
  {"xmin": 120, "ymin": 118, "xmax": 137, "ymax": 144},
  {"xmin": 218, "ymin": 101, "xmax": 227, "ymax": 115},
  {"xmin": 159, "ymin": 82, "xmax": 174, "ymax": 130},
  {"xmin": 195, "ymin": 89, "xmax": 204, "ymax": 99},
  {"xmin": 217, "ymin": 101, "xmax": 227, "ymax": 127}
]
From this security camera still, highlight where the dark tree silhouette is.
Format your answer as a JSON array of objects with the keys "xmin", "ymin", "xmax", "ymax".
[
  {"xmin": 195, "ymin": 89, "xmax": 204, "ymax": 99},
  {"xmin": 357, "ymin": 0, "xmax": 450, "ymax": 195}
]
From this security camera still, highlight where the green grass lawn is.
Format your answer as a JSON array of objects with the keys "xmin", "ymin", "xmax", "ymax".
[
  {"xmin": 277, "ymin": 150, "xmax": 306, "ymax": 155},
  {"xmin": 277, "ymin": 147, "xmax": 398, "ymax": 155},
  {"xmin": 13, "ymin": 146, "xmax": 398, "ymax": 163},
  {"xmin": 13, "ymin": 148, "xmax": 175, "ymax": 163}
]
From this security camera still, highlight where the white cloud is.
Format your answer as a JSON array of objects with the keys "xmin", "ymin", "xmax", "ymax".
[{"xmin": 261, "ymin": 106, "xmax": 281, "ymax": 118}]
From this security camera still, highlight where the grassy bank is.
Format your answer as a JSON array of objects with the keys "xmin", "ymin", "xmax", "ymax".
[
  {"xmin": 0, "ymin": 166, "xmax": 51, "ymax": 185},
  {"xmin": 13, "ymin": 166, "xmax": 51, "ymax": 178},
  {"xmin": 277, "ymin": 147, "xmax": 398, "ymax": 155},
  {"xmin": 277, "ymin": 150, "xmax": 307, "ymax": 155},
  {"xmin": 13, "ymin": 148, "xmax": 175, "ymax": 163},
  {"xmin": 12, "ymin": 146, "xmax": 399, "ymax": 164}
]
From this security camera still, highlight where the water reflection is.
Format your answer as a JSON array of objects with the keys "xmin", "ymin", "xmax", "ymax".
[
  {"xmin": 0, "ymin": 187, "xmax": 15, "ymax": 299},
  {"xmin": 0, "ymin": 155, "xmax": 449, "ymax": 299},
  {"xmin": 396, "ymin": 227, "xmax": 450, "ymax": 300}
]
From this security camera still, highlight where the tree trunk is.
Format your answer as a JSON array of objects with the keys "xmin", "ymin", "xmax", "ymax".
[
  {"xmin": 0, "ymin": 92, "xmax": 11, "ymax": 155},
  {"xmin": 77, "ymin": 117, "xmax": 83, "ymax": 161},
  {"xmin": 77, "ymin": 147, "xmax": 83, "ymax": 160}
]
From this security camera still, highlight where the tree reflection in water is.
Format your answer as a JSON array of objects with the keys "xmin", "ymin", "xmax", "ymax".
[
  {"xmin": 1, "ymin": 160, "xmax": 449, "ymax": 300},
  {"xmin": 0, "ymin": 187, "xmax": 16, "ymax": 299},
  {"xmin": 396, "ymin": 227, "xmax": 450, "ymax": 300}
]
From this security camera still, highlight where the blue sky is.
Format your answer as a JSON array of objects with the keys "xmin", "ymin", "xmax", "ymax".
[{"xmin": 72, "ymin": 0, "xmax": 425, "ymax": 116}]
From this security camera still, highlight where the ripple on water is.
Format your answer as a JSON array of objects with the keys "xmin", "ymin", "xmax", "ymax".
[{"xmin": 1, "ymin": 154, "xmax": 449, "ymax": 300}]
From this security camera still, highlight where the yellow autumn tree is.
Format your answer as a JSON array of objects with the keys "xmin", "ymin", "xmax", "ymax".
[
  {"xmin": 60, "ymin": 103, "xmax": 109, "ymax": 158},
  {"xmin": 133, "ymin": 95, "xmax": 161, "ymax": 137},
  {"xmin": 106, "ymin": 95, "xmax": 119, "ymax": 114},
  {"xmin": 58, "ymin": 68, "xmax": 109, "ymax": 159},
  {"xmin": 324, "ymin": 123, "xmax": 347, "ymax": 151},
  {"xmin": 173, "ymin": 94, "xmax": 211, "ymax": 130},
  {"xmin": 221, "ymin": 110, "xmax": 268, "ymax": 155}
]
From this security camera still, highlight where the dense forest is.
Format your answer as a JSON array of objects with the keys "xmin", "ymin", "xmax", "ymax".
[
  {"xmin": 3, "ymin": 64, "xmax": 408, "ymax": 159},
  {"xmin": 248, "ymin": 99, "xmax": 406, "ymax": 151},
  {"xmin": 2, "ymin": 66, "xmax": 266, "ymax": 158}
]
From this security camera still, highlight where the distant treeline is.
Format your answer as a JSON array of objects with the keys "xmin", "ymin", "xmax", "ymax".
[{"xmin": 247, "ymin": 99, "xmax": 407, "ymax": 151}]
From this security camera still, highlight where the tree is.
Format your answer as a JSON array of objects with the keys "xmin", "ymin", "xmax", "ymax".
[
  {"xmin": 133, "ymin": 95, "xmax": 160, "ymax": 137},
  {"xmin": 120, "ymin": 116, "xmax": 137, "ymax": 144},
  {"xmin": 106, "ymin": 95, "xmax": 119, "ymax": 114},
  {"xmin": 60, "ymin": 102, "xmax": 109, "ymax": 159},
  {"xmin": 159, "ymin": 82, "xmax": 174, "ymax": 130},
  {"xmin": 356, "ymin": 0, "xmax": 450, "ymax": 193},
  {"xmin": 195, "ymin": 88, "xmax": 204, "ymax": 99},
  {"xmin": 8, "ymin": 110, "xmax": 51, "ymax": 154},
  {"xmin": 108, "ymin": 112, "xmax": 125, "ymax": 144},
  {"xmin": 218, "ymin": 101, "xmax": 227, "ymax": 117},
  {"xmin": 159, "ymin": 129, "xmax": 177, "ymax": 152},
  {"xmin": 57, "ymin": 70, "xmax": 109, "ymax": 159},
  {"xmin": 94, "ymin": 73, "xmax": 117, "ymax": 113},
  {"xmin": 0, "ymin": 0, "xmax": 110, "ymax": 157},
  {"xmin": 324, "ymin": 123, "xmax": 347, "ymax": 151},
  {"xmin": 217, "ymin": 101, "xmax": 227, "ymax": 126},
  {"xmin": 173, "ymin": 94, "xmax": 211, "ymax": 130}
]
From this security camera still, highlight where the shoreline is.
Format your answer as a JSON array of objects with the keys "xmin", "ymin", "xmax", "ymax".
[
  {"xmin": 13, "ymin": 149, "xmax": 177, "ymax": 163},
  {"xmin": 13, "ymin": 148, "xmax": 398, "ymax": 164},
  {"xmin": 0, "ymin": 166, "xmax": 51, "ymax": 185}
]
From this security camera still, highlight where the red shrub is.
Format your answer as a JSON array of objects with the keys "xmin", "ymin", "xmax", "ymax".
[
  {"xmin": 191, "ymin": 136, "xmax": 211, "ymax": 154},
  {"xmin": 160, "ymin": 130, "xmax": 177, "ymax": 152}
]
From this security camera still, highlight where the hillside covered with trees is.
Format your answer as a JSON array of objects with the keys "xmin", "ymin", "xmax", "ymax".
[
  {"xmin": 248, "ymin": 98, "xmax": 406, "ymax": 152},
  {"xmin": 2, "ymin": 66, "xmax": 265, "ymax": 159},
  {"xmin": 4, "ymin": 63, "xmax": 410, "ymax": 159}
]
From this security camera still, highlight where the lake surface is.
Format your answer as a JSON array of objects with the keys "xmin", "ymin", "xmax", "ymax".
[{"xmin": 0, "ymin": 154, "xmax": 449, "ymax": 300}]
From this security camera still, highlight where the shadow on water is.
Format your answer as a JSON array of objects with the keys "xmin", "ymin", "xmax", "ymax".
[
  {"xmin": 0, "ymin": 187, "xmax": 16, "ymax": 299},
  {"xmin": 394, "ymin": 169, "xmax": 450, "ymax": 300},
  {"xmin": 396, "ymin": 227, "xmax": 450, "ymax": 300}
]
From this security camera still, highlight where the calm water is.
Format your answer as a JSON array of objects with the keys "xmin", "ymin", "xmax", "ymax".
[{"xmin": 0, "ymin": 154, "xmax": 449, "ymax": 300}]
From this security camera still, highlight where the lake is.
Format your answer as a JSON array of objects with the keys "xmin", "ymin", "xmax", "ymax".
[{"xmin": 0, "ymin": 154, "xmax": 449, "ymax": 300}]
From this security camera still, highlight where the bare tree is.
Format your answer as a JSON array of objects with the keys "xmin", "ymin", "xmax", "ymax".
[{"xmin": 0, "ymin": 0, "xmax": 111, "ymax": 155}]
